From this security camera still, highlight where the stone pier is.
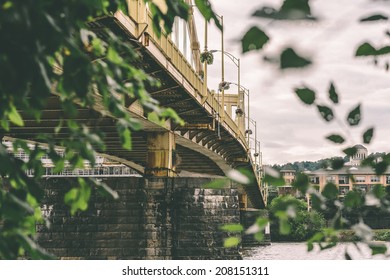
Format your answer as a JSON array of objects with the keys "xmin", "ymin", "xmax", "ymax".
[{"xmin": 37, "ymin": 177, "xmax": 242, "ymax": 259}]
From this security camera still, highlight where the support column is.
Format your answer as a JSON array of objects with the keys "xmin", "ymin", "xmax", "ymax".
[
  {"xmin": 239, "ymin": 193, "xmax": 248, "ymax": 210},
  {"xmin": 146, "ymin": 131, "xmax": 176, "ymax": 177},
  {"xmin": 238, "ymin": 89, "xmax": 245, "ymax": 134}
]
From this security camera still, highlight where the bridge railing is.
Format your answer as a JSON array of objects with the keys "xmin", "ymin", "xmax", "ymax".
[{"xmin": 124, "ymin": 0, "xmax": 249, "ymax": 152}]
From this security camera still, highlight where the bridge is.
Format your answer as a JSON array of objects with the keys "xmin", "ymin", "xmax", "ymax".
[
  {"xmin": 3, "ymin": 0, "xmax": 266, "ymax": 209},
  {"xmin": 0, "ymin": 0, "xmax": 273, "ymax": 260}
]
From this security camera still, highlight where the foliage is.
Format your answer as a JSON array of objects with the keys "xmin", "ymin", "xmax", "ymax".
[
  {"xmin": 1, "ymin": 0, "xmax": 390, "ymax": 260},
  {"xmin": 200, "ymin": 51, "xmax": 214, "ymax": 65},
  {"xmin": 254, "ymin": 3, "xmax": 389, "ymax": 246},
  {"xmin": 0, "ymin": 0, "xmax": 218, "ymax": 259},
  {"xmin": 241, "ymin": 26, "xmax": 270, "ymax": 54},
  {"xmin": 272, "ymin": 156, "xmax": 349, "ymax": 173},
  {"xmin": 269, "ymin": 196, "xmax": 326, "ymax": 241},
  {"xmin": 227, "ymin": 0, "xmax": 390, "ymax": 259}
]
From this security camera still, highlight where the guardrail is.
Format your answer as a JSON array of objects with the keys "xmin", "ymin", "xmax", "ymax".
[{"xmin": 124, "ymin": 0, "xmax": 249, "ymax": 152}]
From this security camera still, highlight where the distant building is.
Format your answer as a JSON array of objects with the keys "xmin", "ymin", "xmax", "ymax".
[
  {"xmin": 306, "ymin": 144, "xmax": 390, "ymax": 197},
  {"xmin": 307, "ymin": 165, "xmax": 390, "ymax": 196},
  {"xmin": 278, "ymin": 165, "xmax": 297, "ymax": 196},
  {"xmin": 345, "ymin": 144, "xmax": 368, "ymax": 166},
  {"xmin": 277, "ymin": 144, "xmax": 390, "ymax": 200}
]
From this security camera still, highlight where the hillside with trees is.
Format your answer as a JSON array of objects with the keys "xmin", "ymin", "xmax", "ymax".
[{"xmin": 273, "ymin": 152, "xmax": 386, "ymax": 172}]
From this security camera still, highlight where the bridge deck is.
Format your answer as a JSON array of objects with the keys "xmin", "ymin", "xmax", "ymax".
[{"xmin": 2, "ymin": 1, "xmax": 265, "ymax": 208}]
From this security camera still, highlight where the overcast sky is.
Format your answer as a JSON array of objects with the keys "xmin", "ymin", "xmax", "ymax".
[{"xmin": 194, "ymin": 0, "xmax": 390, "ymax": 164}]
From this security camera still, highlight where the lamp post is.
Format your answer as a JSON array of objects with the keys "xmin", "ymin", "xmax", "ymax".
[
  {"xmin": 210, "ymin": 50, "xmax": 241, "ymax": 112},
  {"xmin": 218, "ymin": 15, "xmax": 225, "ymax": 119},
  {"xmin": 246, "ymin": 117, "xmax": 257, "ymax": 154},
  {"xmin": 249, "ymin": 137, "xmax": 261, "ymax": 180},
  {"xmin": 210, "ymin": 50, "xmax": 240, "ymax": 96},
  {"xmin": 222, "ymin": 82, "xmax": 249, "ymax": 136}
]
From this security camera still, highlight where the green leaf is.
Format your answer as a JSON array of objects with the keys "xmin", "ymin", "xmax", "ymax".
[
  {"xmin": 280, "ymin": 47, "xmax": 311, "ymax": 69},
  {"xmin": 117, "ymin": 124, "xmax": 132, "ymax": 150},
  {"xmin": 345, "ymin": 252, "xmax": 352, "ymax": 260},
  {"xmin": 331, "ymin": 158, "xmax": 344, "ymax": 170},
  {"xmin": 355, "ymin": 42, "xmax": 377, "ymax": 56},
  {"xmin": 2, "ymin": 1, "xmax": 12, "ymax": 9},
  {"xmin": 343, "ymin": 147, "xmax": 358, "ymax": 157},
  {"xmin": 326, "ymin": 134, "xmax": 345, "ymax": 144},
  {"xmin": 294, "ymin": 87, "xmax": 316, "ymax": 105},
  {"xmin": 161, "ymin": 107, "xmax": 184, "ymax": 125},
  {"xmin": 254, "ymin": 232, "xmax": 264, "ymax": 241},
  {"xmin": 8, "ymin": 104, "xmax": 24, "ymax": 126},
  {"xmin": 263, "ymin": 173, "xmax": 285, "ymax": 187},
  {"xmin": 195, "ymin": 0, "xmax": 222, "ymax": 30},
  {"xmin": 347, "ymin": 104, "xmax": 361, "ymax": 126},
  {"xmin": 369, "ymin": 243, "xmax": 387, "ymax": 255},
  {"xmin": 92, "ymin": 178, "xmax": 119, "ymax": 200},
  {"xmin": 241, "ymin": 26, "xmax": 270, "ymax": 53},
  {"xmin": 362, "ymin": 127, "xmax": 374, "ymax": 144},
  {"xmin": 344, "ymin": 191, "xmax": 362, "ymax": 208},
  {"xmin": 376, "ymin": 46, "xmax": 390, "ymax": 55},
  {"xmin": 107, "ymin": 47, "xmax": 123, "ymax": 64},
  {"xmin": 256, "ymin": 217, "xmax": 269, "ymax": 228},
  {"xmin": 195, "ymin": 0, "xmax": 213, "ymax": 19},
  {"xmin": 16, "ymin": 231, "xmax": 54, "ymax": 260},
  {"xmin": 223, "ymin": 237, "xmax": 240, "ymax": 248},
  {"xmin": 252, "ymin": 0, "xmax": 315, "ymax": 21},
  {"xmin": 317, "ymin": 105, "xmax": 334, "ymax": 122},
  {"xmin": 352, "ymin": 222, "xmax": 373, "ymax": 241},
  {"xmin": 64, "ymin": 178, "xmax": 92, "ymax": 215},
  {"xmin": 280, "ymin": 0, "xmax": 312, "ymax": 17},
  {"xmin": 371, "ymin": 184, "xmax": 385, "ymax": 200},
  {"xmin": 220, "ymin": 224, "xmax": 244, "ymax": 233},
  {"xmin": 307, "ymin": 242, "xmax": 314, "ymax": 252},
  {"xmin": 279, "ymin": 218, "xmax": 291, "ymax": 235},
  {"xmin": 227, "ymin": 169, "xmax": 250, "ymax": 185},
  {"xmin": 360, "ymin": 14, "xmax": 388, "ymax": 22},
  {"xmin": 292, "ymin": 173, "xmax": 309, "ymax": 193},
  {"xmin": 322, "ymin": 183, "xmax": 338, "ymax": 199},
  {"xmin": 374, "ymin": 161, "xmax": 388, "ymax": 175},
  {"xmin": 252, "ymin": 7, "xmax": 279, "ymax": 19},
  {"xmin": 328, "ymin": 82, "xmax": 339, "ymax": 104}
]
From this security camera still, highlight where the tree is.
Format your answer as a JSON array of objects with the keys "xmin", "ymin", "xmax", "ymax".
[
  {"xmin": 250, "ymin": 0, "xmax": 390, "ymax": 257},
  {"xmin": 1, "ymin": 0, "xmax": 389, "ymax": 259},
  {"xmin": 269, "ymin": 196, "xmax": 325, "ymax": 242},
  {"xmin": 0, "ymin": 0, "xmax": 219, "ymax": 259}
]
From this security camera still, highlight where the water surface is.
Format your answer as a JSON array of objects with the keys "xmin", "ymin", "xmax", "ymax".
[{"xmin": 243, "ymin": 242, "xmax": 390, "ymax": 260}]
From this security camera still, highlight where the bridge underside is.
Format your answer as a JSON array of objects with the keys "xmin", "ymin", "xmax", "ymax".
[{"xmin": 1, "ymin": 15, "xmax": 265, "ymax": 208}]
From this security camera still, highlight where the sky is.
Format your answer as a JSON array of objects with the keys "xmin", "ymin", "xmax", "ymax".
[{"xmin": 193, "ymin": 0, "xmax": 390, "ymax": 165}]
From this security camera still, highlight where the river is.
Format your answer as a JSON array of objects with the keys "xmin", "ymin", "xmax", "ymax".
[{"xmin": 242, "ymin": 242, "xmax": 390, "ymax": 260}]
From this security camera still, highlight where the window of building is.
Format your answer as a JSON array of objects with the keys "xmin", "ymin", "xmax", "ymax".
[
  {"xmin": 326, "ymin": 176, "xmax": 336, "ymax": 183},
  {"xmin": 339, "ymin": 186, "xmax": 349, "ymax": 196},
  {"xmin": 370, "ymin": 176, "xmax": 380, "ymax": 183},
  {"xmin": 354, "ymin": 185, "xmax": 367, "ymax": 192},
  {"xmin": 310, "ymin": 176, "xmax": 319, "ymax": 184},
  {"xmin": 339, "ymin": 176, "xmax": 349, "ymax": 184},
  {"xmin": 355, "ymin": 176, "xmax": 365, "ymax": 183},
  {"xmin": 386, "ymin": 176, "xmax": 390, "ymax": 185}
]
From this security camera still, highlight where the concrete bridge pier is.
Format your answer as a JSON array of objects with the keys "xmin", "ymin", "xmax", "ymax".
[
  {"xmin": 145, "ymin": 131, "xmax": 176, "ymax": 177},
  {"xmin": 37, "ymin": 177, "xmax": 244, "ymax": 259}
]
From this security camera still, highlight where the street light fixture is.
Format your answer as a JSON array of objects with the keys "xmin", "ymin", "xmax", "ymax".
[
  {"xmin": 246, "ymin": 117, "xmax": 257, "ymax": 153},
  {"xmin": 223, "ymin": 82, "xmax": 250, "ymax": 135},
  {"xmin": 209, "ymin": 50, "xmax": 241, "ymax": 118}
]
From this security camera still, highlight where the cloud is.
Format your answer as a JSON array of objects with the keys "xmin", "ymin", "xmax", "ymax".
[{"xmin": 197, "ymin": 0, "xmax": 390, "ymax": 164}]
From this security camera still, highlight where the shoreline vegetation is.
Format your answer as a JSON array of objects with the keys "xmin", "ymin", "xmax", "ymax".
[
  {"xmin": 338, "ymin": 229, "xmax": 390, "ymax": 242},
  {"xmin": 269, "ymin": 229, "xmax": 390, "ymax": 243}
]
